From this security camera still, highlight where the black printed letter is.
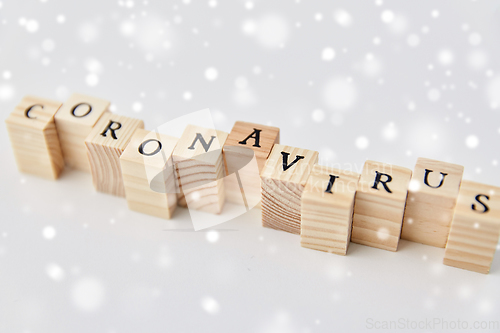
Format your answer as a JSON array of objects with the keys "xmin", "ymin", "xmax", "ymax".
[
  {"xmin": 25, "ymin": 104, "xmax": 43, "ymax": 119},
  {"xmin": 138, "ymin": 139, "xmax": 162, "ymax": 156},
  {"xmin": 100, "ymin": 120, "xmax": 122, "ymax": 140},
  {"xmin": 281, "ymin": 152, "xmax": 304, "ymax": 171},
  {"xmin": 238, "ymin": 128, "xmax": 262, "ymax": 148},
  {"xmin": 472, "ymin": 194, "xmax": 490, "ymax": 214},
  {"xmin": 188, "ymin": 133, "xmax": 216, "ymax": 152},
  {"xmin": 71, "ymin": 103, "xmax": 92, "ymax": 118},
  {"xmin": 372, "ymin": 171, "xmax": 393, "ymax": 193},
  {"xmin": 325, "ymin": 175, "xmax": 339, "ymax": 194},
  {"xmin": 423, "ymin": 169, "xmax": 448, "ymax": 189}
]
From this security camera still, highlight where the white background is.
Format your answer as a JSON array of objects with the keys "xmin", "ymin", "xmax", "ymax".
[{"xmin": 1, "ymin": 0, "xmax": 500, "ymax": 332}]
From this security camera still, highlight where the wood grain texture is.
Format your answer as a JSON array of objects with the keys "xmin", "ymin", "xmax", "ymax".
[
  {"xmin": 300, "ymin": 165, "xmax": 360, "ymax": 255},
  {"xmin": 401, "ymin": 157, "xmax": 464, "ymax": 248},
  {"xmin": 443, "ymin": 181, "xmax": 500, "ymax": 274},
  {"xmin": 120, "ymin": 129, "xmax": 178, "ymax": 219},
  {"xmin": 172, "ymin": 124, "xmax": 228, "ymax": 214},
  {"xmin": 5, "ymin": 95, "xmax": 64, "ymax": 180},
  {"xmin": 351, "ymin": 161, "xmax": 412, "ymax": 251},
  {"xmin": 261, "ymin": 144, "xmax": 319, "ymax": 234},
  {"xmin": 223, "ymin": 121, "xmax": 279, "ymax": 206},
  {"xmin": 85, "ymin": 113, "xmax": 144, "ymax": 197},
  {"xmin": 54, "ymin": 93, "xmax": 109, "ymax": 172}
]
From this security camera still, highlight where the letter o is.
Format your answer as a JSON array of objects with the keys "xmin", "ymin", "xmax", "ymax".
[
  {"xmin": 138, "ymin": 139, "xmax": 162, "ymax": 156},
  {"xmin": 71, "ymin": 103, "xmax": 92, "ymax": 117}
]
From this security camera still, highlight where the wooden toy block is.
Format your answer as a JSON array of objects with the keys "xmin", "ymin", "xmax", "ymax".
[
  {"xmin": 223, "ymin": 121, "xmax": 280, "ymax": 206},
  {"xmin": 85, "ymin": 113, "xmax": 144, "ymax": 197},
  {"xmin": 443, "ymin": 180, "xmax": 500, "ymax": 274},
  {"xmin": 5, "ymin": 96, "xmax": 64, "ymax": 180},
  {"xmin": 401, "ymin": 158, "xmax": 464, "ymax": 248},
  {"xmin": 300, "ymin": 165, "xmax": 360, "ymax": 255},
  {"xmin": 120, "ymin": 129, "xmax": 178, "ymax": 219},
  {"xmin": 172, "ymin": 124, "xmax": 228, "ymax": 214},
  {"xmin": 261, "ymin": 144, "xmax": 319, "ymax": 234},
  {"xmin": 54, "ymin": 93, "xmax": 110, "ymax": 172},
  {"xmin": 351, "ymin": 161, "xmax": 412, "ymax": 251}
]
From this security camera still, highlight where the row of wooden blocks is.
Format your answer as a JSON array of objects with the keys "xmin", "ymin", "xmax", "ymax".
[{"xmin": 5, "ymin": 94, "xmax": 500, "ymax": 274}]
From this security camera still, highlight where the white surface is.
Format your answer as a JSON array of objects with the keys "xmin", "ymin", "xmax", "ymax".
[{"xmin": 1, "ymin": 0, "xmax": 500, "ymax": 332}]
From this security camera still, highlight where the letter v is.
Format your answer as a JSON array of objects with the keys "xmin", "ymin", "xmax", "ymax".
[{"xmin": 281, "ymin": 151, "xmax": 304, "ymax": 171}]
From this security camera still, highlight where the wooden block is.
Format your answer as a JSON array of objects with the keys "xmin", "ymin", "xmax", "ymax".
[
  {"xmin": 54, "ymin": 93, "xmax": 110, "ymax": 172},
  {"xmin": 300, "ymin": 165, "xmax": 360, "ymax": 255},
  {"xmin": 120, "ymin": 129, "xmax": 178, "ymax": 219},
  {"xmin": 351, "ymin": 161, "xmax": 412, "ymax": 251},
  {"xmin": 172, "ymin": 124, "xmax": 228, "ymax": 214},
  {"xmin": 5, "ymin": 96, "xmax": 64, "ymax": 180},
  {"xmin": 443, "ymin": 180, "xmax": 500, "ymax": 274},
  {"xmin": 223, "ymin": 121, "xmax": 280, "ymax": 206},
  {"xmin": 261, "ymin": 144, "xmax": 319, "ymax": 234},
  {"xmin": 85, "ymin": 113, "xmax": 144, "ymax": 197},
  {"xmin": 401, "ymin": 158, "xmax": 464, "ymax": 248}
]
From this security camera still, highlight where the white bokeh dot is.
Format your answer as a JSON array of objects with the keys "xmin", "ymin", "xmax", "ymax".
[
  {"xmin": 201, "ymin": 296, "xmax": 220, "ymax": 314},
  {"xmin": 46, "ymin": 263, "xmax": 66, "ymax": 282},
  {"xmin": 382, "ymin": 122, "xmax": 398, "ymax": 141},
  {"xmin": 408, "ymin": 179, "xmax": 421, "ymax": 192},
  {"xmin": 132, "ymin": 102, "xmax": 143, "ymax": 112},
  {"xmin": 437, "ymin": 49, "xmax": 454, "ymax": 66},
  {"xmin": 377, "ymin": 227, "xmax": 390, "ymax": 240},
  {"xmin": 183, "ymin": 91, "xmax": 192, "ymax": 101},
  {"xmin": 56, "ymin": 15, "xmax": 66, "ymax": 24},
  {"xmin": 26, "ymin": 19, "xmax": 39, "ymax": 33},
  {"xmin": 204, "ymin": 67, "xmax": 218, "ymax": 81},
  {"xmin": 334, "ymin": 9, "xmax": 352, "ymax": 27},
  {"xmin": 381, "ymin": 10, "xmax": 394, "ymax": 23},
  {"xmin": 465, "ymin": 135, "xmax": 479, "ymax": 149},
  {"xmin": 355, "ymin": 136, "xmax": 369, "ymax": 150},
  {"xmin": 206, "ymin": 230, "xmax": 219, "ymax": 243},
  {"xmin": 321, "ymin": 47, "xmax": 335, "ymax": 61},
  {"xmin": 86, "ymin": 73, "xmax": 99, "ymax": 86},
  {"xmin": 43, "ymin": 226, "xmax": 56, "ymax": 240},
  {"xmin": 71, "ymin": 277, "xmax": 105, "ymax": 312},
  {"xmin": 312, "ymin": 109, "xmax": 325, "ymax": 122}
]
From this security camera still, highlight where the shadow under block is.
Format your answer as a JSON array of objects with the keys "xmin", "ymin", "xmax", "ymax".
[
  {"xmin": 300, "ymin": 166, "xmax": 360, "ymax": 255},
  {"xmin": 120, "ymin": 129, "xmax": 178, "ymax": 219},
  {"xmin": 5, "ymin": 96, "xmax": 64, "ymax": 180},
  {"xmin": 261, "ymin": 144, "xmax": 319, "ymax": 235},
  {"xmin": 351, "ymin": 161, "xmax": 412, "ymax": 251},
  {"xmin": 443, "ymin": 181, "xmax": 500, "ymax": 274},
  {"xmin": 223, "ymin": 121, "xmax": 280, "ymax": 207},
  {"xmin": 172, "ymin": 124, "xmax": 228, "ymax": 214},
  {"xmin": 85, "ymin": 113, "xmax": 144, "ymax": 197},
  {"xmin": 401, "ymin": 158, "xmax": 464, "ymax": 248},
  {"xmin": 54, "ymin": 93, "xmax": 110, "ymax": 172}
]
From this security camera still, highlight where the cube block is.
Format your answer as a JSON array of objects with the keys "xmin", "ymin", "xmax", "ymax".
[
  {"xmin": 54, "ymin": 93, "xmax": 110, "ymax": 172},
  {"xmin": 351, "ymin": 161, "xmax": 412, "ymax": 251},
  {"xmin": 5, "ymin": 96, "xmax": 64, "ymax": 180},
  {"xmin": 223, "ymin": 121, "xmax": 280, "ymax": 207},
  {"xmin": 300, "ymin": 165, "xmax": 360, "ymax": 255},
  {"xmin": 85, "ymin": 113, "xmax": 144, "ymax": 197},
  {"xmin": 261, "ymin": 144, "xmax": 319, "ymax": 234},
  {"xmin": 172, "ymin": 124, "xmax": 228, "ymax": 214},
  {"xmin": 443, "ymin": 181, "xmax": 500, "ymax": 274},
  {"xmin": 401, "ymin": 158, "xmax": 464, "ymax": 248},
  {"xmin": 120, "ymin": 129, "xmax": 178, "ymax": 219}
]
